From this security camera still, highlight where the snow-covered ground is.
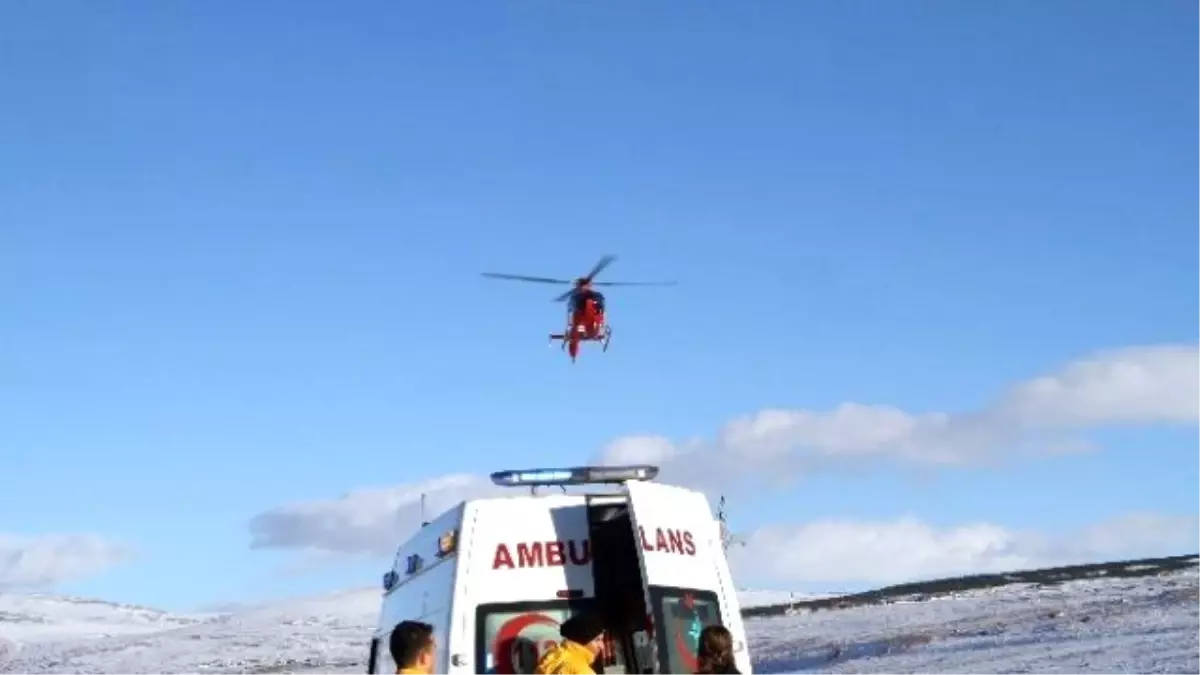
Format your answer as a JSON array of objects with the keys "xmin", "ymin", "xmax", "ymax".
[
  {"xmin": 1, "ymin": 570, "xmax": 1195, "ymax": 674},
  {"xmin": 0, "ymin": 593, "xmax": 210, "ymax": 644},
  {"xmin": 750, "ymin": 570, "xmax": 1199, "ymax": 674}
]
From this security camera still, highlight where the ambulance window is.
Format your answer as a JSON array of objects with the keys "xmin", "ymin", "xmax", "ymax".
[
  {"xmin": 475, "ymin": 599, "xmax": 604, "ymax": 674},
  {"xmin": 647, "ymin": 586, "xmax": 723, "ymax": 675}
]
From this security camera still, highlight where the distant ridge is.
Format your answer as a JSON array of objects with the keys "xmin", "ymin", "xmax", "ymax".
[{"xmin": 743, "ymin": 552, "xmax": 1199, "ymax": 618}]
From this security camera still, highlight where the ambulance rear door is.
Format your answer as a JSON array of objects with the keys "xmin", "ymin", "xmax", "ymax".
[{"xmin": 623, "ymin": 480, "xmax": 751, "ymax": 674}]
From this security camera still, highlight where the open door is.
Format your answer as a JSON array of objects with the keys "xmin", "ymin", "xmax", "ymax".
[
  {"xmin": 622, "ymin": 480, "xmax": 749, "ymax": 674},
  {"xmin": 585, "ymin": 495, "xmax": 651, "ymax": 674}
]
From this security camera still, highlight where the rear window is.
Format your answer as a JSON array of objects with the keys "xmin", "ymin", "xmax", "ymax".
[
  {"xmin": 475, "ymin": 599, "xmax": 633, "ymax": 674},
  {"xmin": 647, "ymin": 585, "xmax": 723, "ymax": 675}
]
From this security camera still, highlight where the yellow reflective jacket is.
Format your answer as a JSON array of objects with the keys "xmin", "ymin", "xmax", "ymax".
[{"xmin": 535, "ymin": 639, "xmax": 596, "ymax": 674}]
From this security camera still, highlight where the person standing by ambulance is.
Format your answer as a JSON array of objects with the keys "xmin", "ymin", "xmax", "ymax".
[
  {"xmin": 695, "ymin": 624, "xmax": 740, "ymax": 674},
  {"xmin": 535, "ymin": 612, "xmax": 607, "ymax": 674},
  {"xmin": 388, "ymin": 620, "xmax": 436, "ymax": 674}
]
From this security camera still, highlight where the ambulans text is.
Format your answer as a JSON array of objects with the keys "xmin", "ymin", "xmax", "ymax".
[{"xmin": 491, "ymin": 527, "xmax": 696, "ymax": 570}]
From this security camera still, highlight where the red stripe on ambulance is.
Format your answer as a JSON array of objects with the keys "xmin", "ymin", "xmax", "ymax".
[{"xmin": 492, "ymin": 527, "xmax": 694, "ymax": 570}]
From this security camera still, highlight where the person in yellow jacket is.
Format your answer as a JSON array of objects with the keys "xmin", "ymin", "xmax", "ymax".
[
  {"xmin": 389, "ymin": 619, "xmax": 436, "ymax": 674},
  {"xmin": 535, "ymin": 612, "xmax": 607, "ymax": 675}
]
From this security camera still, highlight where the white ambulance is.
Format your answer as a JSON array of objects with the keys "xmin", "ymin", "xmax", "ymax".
[{"xmin": 366, "ymin": 465, "xmax": 752, "ymax": 674}]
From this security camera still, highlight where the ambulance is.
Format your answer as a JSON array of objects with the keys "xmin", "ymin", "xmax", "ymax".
[{"xmin": 366, "ymin": 465, "xmax": 752, "ymax": 674}]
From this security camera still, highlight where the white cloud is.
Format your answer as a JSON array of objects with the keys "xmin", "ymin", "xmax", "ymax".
[
  {"xmin": 731, "ymin": 517, "xmax": 1029, "ymax": 585},
  {"xmin": 996, "ymin": 344, "xmax": 1200, "ymax": 427},
  {"xmin": 728, "ymin": 512, "xmax": 1200, "ymax": 586},
  {"xmin": 248, "ymin": 474, "xmax": 503, "ymax": 555},
  {"xmin": 602, "ymin": 435, "xmax": 679, "ymax": 465},
  {"xmin": 595, "ymin": 343, "xmax": 1199, "ymax": 490},
  {"xmin": 0, "ymin": 533, "xmax": 133, "ymax": 589},
  {"xmin": 1064, "ymin": 513, "xmax": 1200, "ymax": 560},
  {"xmin": 249, "ymin": 343, "xmax": 1199, "ymax": 556}
]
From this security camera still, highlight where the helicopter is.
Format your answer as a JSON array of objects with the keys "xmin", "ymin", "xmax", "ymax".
[{"xmin": 482, "ymin": 255, "xmax": 676, "ymax": 362}]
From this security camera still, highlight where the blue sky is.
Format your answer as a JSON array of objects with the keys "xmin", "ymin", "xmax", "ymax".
[{"xmin": 1, "ymin": 0, "xmax": 1196, "ymax": 611}]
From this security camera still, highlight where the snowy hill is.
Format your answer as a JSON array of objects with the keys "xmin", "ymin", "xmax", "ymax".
[
  {"xmin": 0, "ymin": 562, "xmax": 1196, "ymax": 674},
  {"xmin": 0, "ymin": 586, "xmax": 787, "ymax": 653},
  {"xmin": 744, "ymin": 553, "xmax": 1200, "ymax": 617},
  {"xmin": 750, "ymin": 567, "xmax": 1198, "ymax": 674},
  {"xmin": 0, "ymin": 593, "xmax": 208, "ymax": 645},
  {"xmin": 0, "ymin": 588, "xmax": 380, "ymax": 674}
]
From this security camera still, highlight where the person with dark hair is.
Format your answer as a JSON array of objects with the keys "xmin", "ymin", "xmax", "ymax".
[
  {"xmin": 388, "ymin": 620, "xmax": 436, "ymax": 674},
  {"xmin": 695, "ymin": 624, "xmax": 740, "ymax": 674},
  {"xmin": 535, "ymin": 612, "xmax": 607, "ymax": 674}
]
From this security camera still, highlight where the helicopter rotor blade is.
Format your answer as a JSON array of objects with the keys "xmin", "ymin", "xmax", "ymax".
[
  {"xmin": 582, "ymin": 255, "xmax": 617, "ymax": 282},
  {"xmin": 590, "ymin": 280, "xmax": 678, "ymax": 287},
  {"xmin": 482, "ymin": 272, "xmax": 573, "ymax": 285},
  {"xmin": 485, "ymin": 255, "xmax": 676, "ymax": 301}
]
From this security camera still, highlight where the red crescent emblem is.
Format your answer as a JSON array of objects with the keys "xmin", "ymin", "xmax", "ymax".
[{"xmin": 491, "ymin": 613, "xmax": 558, "ymax": 674}]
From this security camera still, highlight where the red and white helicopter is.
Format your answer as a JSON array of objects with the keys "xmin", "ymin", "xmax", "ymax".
[{"xmin": 482, "ymin": 255, "xmax": 676, "ymax": 362}]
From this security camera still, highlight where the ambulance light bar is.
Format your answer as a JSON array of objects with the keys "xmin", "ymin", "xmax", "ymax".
[{"xmin": 490, "ymin": 465, "xmax": 659, "ymax": 487}]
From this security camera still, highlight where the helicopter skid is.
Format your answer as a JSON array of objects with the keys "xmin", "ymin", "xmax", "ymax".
[{"xmin": 548, "ymin": 326, "xmax": 612, "ymax": 351}]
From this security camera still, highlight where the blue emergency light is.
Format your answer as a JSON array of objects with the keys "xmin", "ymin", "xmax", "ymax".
[{"xmin": 490, "ymin": 464, "xmax": 659, "ymax": 487}]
